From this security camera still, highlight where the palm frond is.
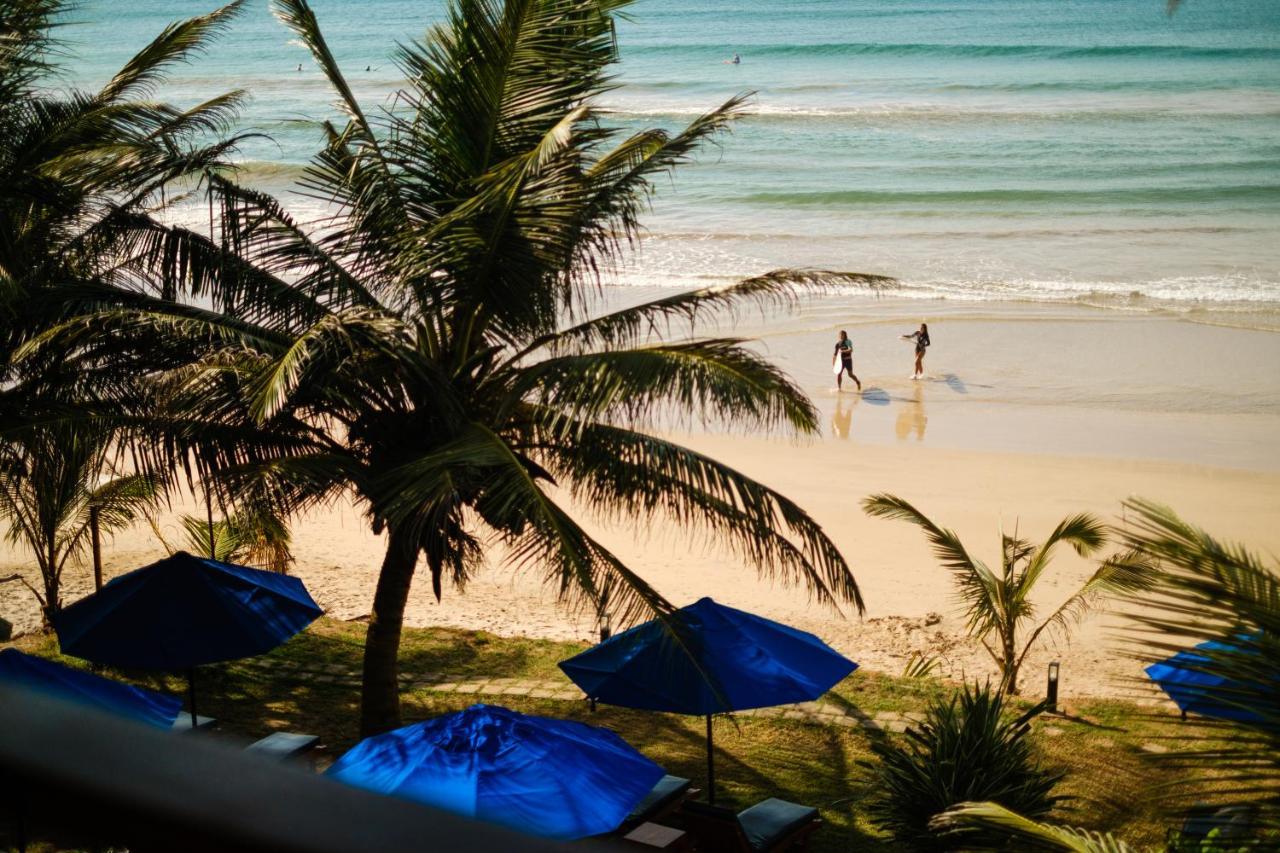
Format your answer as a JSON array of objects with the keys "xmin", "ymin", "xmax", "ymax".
[
  {"xmin": 1017, "ymin": 512, "xmax": 1108, "ymax": 593},
  {"xmin": 540, "ymin": 420, "xmax": 863, "ymax": 612},
  {"xmin": 96, "ymin": 2, "xmax": 244, "ymax": 104},
  {"xmin": 509, "ymin": 339, "xmax": 819, "ymax": 434},
  {"xmin": 1015, "ymin": 548, "xmax": 1156, "ymax": 677},
  {"xmin": 85, "ymin": 471, "xmax": 160, "ymax": 533},
  {"xmin": 271, "ymin": 0, "xmax": 406, "ymax": 235},
  {"xmin": 244, "ymin": 309, "xmax": 413, "ymax": 423},
  {"xmin": 863, "ymin": 493, "xmax": 998, "ymax": 630},
  {"xmin": 516, "ymin": 269, "xmax": 895, "ymax": 359},
  {"xmin": 0, "ymin": 0, "xmax": 68, "ymax": 102},
  {"xmin": 931, "ymin": 802, "xmax": 1137, "ymax": 852},
  {"xmin": 577, "ymin": 95, "xmax": 750, "ymax": 259},
  {"xmin": 1113, "ymin": 499, "xmax": 1280, "ymax": 818}
]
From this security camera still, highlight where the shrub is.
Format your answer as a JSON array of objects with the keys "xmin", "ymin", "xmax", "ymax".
[{"xmin": 864, "ymin": 681, "xmax": 1066, "ymax": 850}]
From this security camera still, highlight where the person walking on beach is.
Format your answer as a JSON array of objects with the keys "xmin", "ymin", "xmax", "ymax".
[
  {"xmin": 902, "ymin": 322, "xmax": 930, "ymax": 379},
  {"xmin": 833, "ymin": 330, "xmax": 861, "ymax": 392}
]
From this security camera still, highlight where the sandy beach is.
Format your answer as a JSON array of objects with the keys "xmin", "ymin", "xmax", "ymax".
[{"xmin": 4, "ymin": 298, "xmax": 1278, "ymax": 701}]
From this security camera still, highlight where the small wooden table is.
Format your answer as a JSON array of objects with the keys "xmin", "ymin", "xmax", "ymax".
[{"xmin": 623, "ymin": 822, "xmax": 691, "ymax": 850}]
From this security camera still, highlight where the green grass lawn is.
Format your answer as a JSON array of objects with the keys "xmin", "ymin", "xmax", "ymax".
[{"xmin": 5, "ymin": 618, "xmax": 1234, "ymax": 851}]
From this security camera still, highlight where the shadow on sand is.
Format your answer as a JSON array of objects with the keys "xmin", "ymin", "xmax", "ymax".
[
  {"xmin": 859, "ymin": 388, "xmax": 891, "ymax": 406},
  {"xmin": 942, "ymin": 373, "xmax": 968, "ymax": 394}
]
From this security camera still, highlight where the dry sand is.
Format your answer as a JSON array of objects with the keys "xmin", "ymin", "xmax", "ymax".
[
  {"xmin": 3, "ymin": 301, "xmax": 1278, "ymax": 701},
  {"xmin": 4, "ymin": 426, "xmax": 1276, "ymax": 701}
]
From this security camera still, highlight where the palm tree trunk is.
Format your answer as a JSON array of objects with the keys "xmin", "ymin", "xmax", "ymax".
[
  {"xmin": 40, "ymin": 540, "xmax": 58, "ymax": 629},
  {"xmin": 90, "ymin": 506, "xmax": 103, "ymax": 591},
  {"xmin": 360, "ymin": 526, "xmax": 419, "ymax": 737},
  {"xmin": 1003, "ymin": 639, "xmax": 1020, "ymax": 695}
]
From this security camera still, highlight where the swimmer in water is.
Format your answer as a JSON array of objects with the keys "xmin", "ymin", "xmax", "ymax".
[{"xmin": 731, "ymin": 53, "xmax": 740, "ymax": 64}]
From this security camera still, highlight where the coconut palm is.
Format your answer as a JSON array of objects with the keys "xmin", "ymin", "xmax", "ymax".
[
  {"xmin": 29, "ymin": 0, "xmax": 882, "ymax": 736},
  {"xmin": 863, "ymin": 494, "xmax": 1150, "ymax": 694},
  {"xmin": 0, "ymin": 423, "xmax": 158, "ymax": 625},
  {"xmin": 0, "ymin": 0, "xmax": 245, "ymax": 624}
]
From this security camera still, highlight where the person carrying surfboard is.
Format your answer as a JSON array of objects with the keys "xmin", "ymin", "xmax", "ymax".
[
  {"xmin": 833, "ymin": 330, "xmax": 861, "ymax": 392},
  {"xmin": 901, "ymin": 322, "xmax": 930, "ymax": 379}
]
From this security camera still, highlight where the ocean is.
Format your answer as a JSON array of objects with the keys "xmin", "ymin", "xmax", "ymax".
[{"xmin": 61, "ymin": 0, "xmax": 1280, "ymax": 318}]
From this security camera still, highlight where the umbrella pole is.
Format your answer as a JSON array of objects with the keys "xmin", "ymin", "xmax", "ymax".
[
  {"xmin": 706, "ymin": 713, "xmax": 715, "ymax": 806},
  {"xmin": 188, "ymin": 667, "xmax": 198, "ymax": 727}
]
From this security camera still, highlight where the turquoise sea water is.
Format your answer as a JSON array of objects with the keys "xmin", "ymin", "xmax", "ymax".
[{"xmin": 61, "ymin": 0, "xmax": 1280, "ymax": 315}]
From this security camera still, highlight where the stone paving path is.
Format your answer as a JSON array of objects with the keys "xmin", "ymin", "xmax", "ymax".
[{"xmin": 239, "ymin": 657, "xmax": 924, "ymax": 732}]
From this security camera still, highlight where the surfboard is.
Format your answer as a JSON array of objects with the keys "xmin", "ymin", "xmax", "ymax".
[{"xmin": 832, "ymin": 357, "xmax": 842, "ymax": 375}]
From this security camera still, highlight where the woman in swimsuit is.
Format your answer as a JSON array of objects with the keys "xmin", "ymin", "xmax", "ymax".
[
  {"xmin": 833, "ymin": 330, "xmax": 861, "ymax": 392},
  {"xmin": 902, "ymin": 322, "xmax": 930, "ymax": 379}
]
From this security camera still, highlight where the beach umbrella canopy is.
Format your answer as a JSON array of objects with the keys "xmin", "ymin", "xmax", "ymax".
[
  {"xmin": 53, "ymin": 551, "xmax": 322, "ymax": 670},
  {"xmin": 53, "ymin": 551, "xmax": 322, "ymax": 724},
  {"xmin": 558, "ymin": 596, "xmax": 856, "ymax": 801},
  {"xmin": 1146, "ymin": 634, "xmax": 1271, "ymax": 724},
  {"xmin": 327, "ymin": 703, "xmax": 664, "ymax": 841},
  {"xmin": 0, "ymin": 648, "xmax": 180, "ymax": 729}
]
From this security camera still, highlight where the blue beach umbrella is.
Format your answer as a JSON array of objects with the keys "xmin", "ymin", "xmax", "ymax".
[
  {"xmin": 558, "ymin": 596, "xmax": 857, "ymax": 802},
  {"xmin": 1146, "ymin": 634, "xmax": 1271, "ymax": 724},
  {"xmin": 327, "ymin": 704, "xmax": 664, "ymax": 840},
  {"xmin": 53, "ymin": 551, "xmax": 322, "ymax": 723},
  {"xmin": 0, "ymin": 648, "xmax": 181, "ymax": 729}
]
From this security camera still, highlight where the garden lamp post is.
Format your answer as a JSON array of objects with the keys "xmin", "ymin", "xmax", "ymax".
[{"xmin": 1046, "ymin": 661, "xmax": 1060, "ymax": 713}]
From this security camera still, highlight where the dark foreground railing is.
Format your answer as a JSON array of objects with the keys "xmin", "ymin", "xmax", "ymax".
[{"xmin": 0, "ymin": 685, "xmax": 622, "ymax": 852}]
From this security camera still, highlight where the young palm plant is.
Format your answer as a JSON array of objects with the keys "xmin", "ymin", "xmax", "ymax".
[
  {"xmin": 863, "ymin": 494, "xmax": 1149, "ymax": 694},
  {"xmin": 0, "ymin": 423, "xmax": 158, "ymax": 625},
  {"xmin": 149, "ymin": 505, "xmax": 294, "ymax": 573},
  {"xmin": 864, "ymin": 682, "xmax": 1065, "ymax": 850},
  {"xmin": 32, "ymin": 0, "xmax": 884, "ymax": 736}
]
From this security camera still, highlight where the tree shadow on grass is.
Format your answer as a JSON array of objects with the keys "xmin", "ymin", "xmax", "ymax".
[
  {"xmin": 557, "ymin": 703, "xmax": 890, "ymax": 850},
  {"xmin": 821, "ymin": 690, "xmax": 893, "ymax": 748}
]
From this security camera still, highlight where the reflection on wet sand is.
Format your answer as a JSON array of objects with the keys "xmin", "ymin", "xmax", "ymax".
[
  {"xmin": 895, "ymin": 382, "xmax": 927, "ymax": 441},
  {"xmin": 831, "ymin": 396, "xmax": 852, "ymax": 439}
]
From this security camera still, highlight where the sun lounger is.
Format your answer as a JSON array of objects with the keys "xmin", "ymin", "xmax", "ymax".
[
  {"xmin": 170, "ymin": 714, "xmax": 217, "ymax": 733},
  {"xmin": 620, "ymin": 775, "xmax": 696, "ymax": 832},
  {"xmin": 681, "ymin": 797, "xmax": 821, "ymax": 852},
  {"xmin": 246, "ymin": 732, "xmax": 320, "ymax": 766}
]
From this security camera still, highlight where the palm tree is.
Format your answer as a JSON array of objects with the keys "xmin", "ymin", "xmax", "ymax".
[
  {"xmin": 0, "ymin": 1, "xmax": 246, "ymax": 625},
  {"xmin": 32, "ymin": 0, "xmax": 883, "ymax": 736},
  {"xmin": 927, "ymin": 502, "xmax": 1280, "ymax": 852},
  {"xmin": 0, "ymin": 423, "xmax": 158, "ymax": 625},
  {"xmin": 863, "ymin": 494, "xmax": 1149, "ymax": 694},
  {"xmin": 1114, "ymin": 499, "xmax": 1280, "ymax": 833}
]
